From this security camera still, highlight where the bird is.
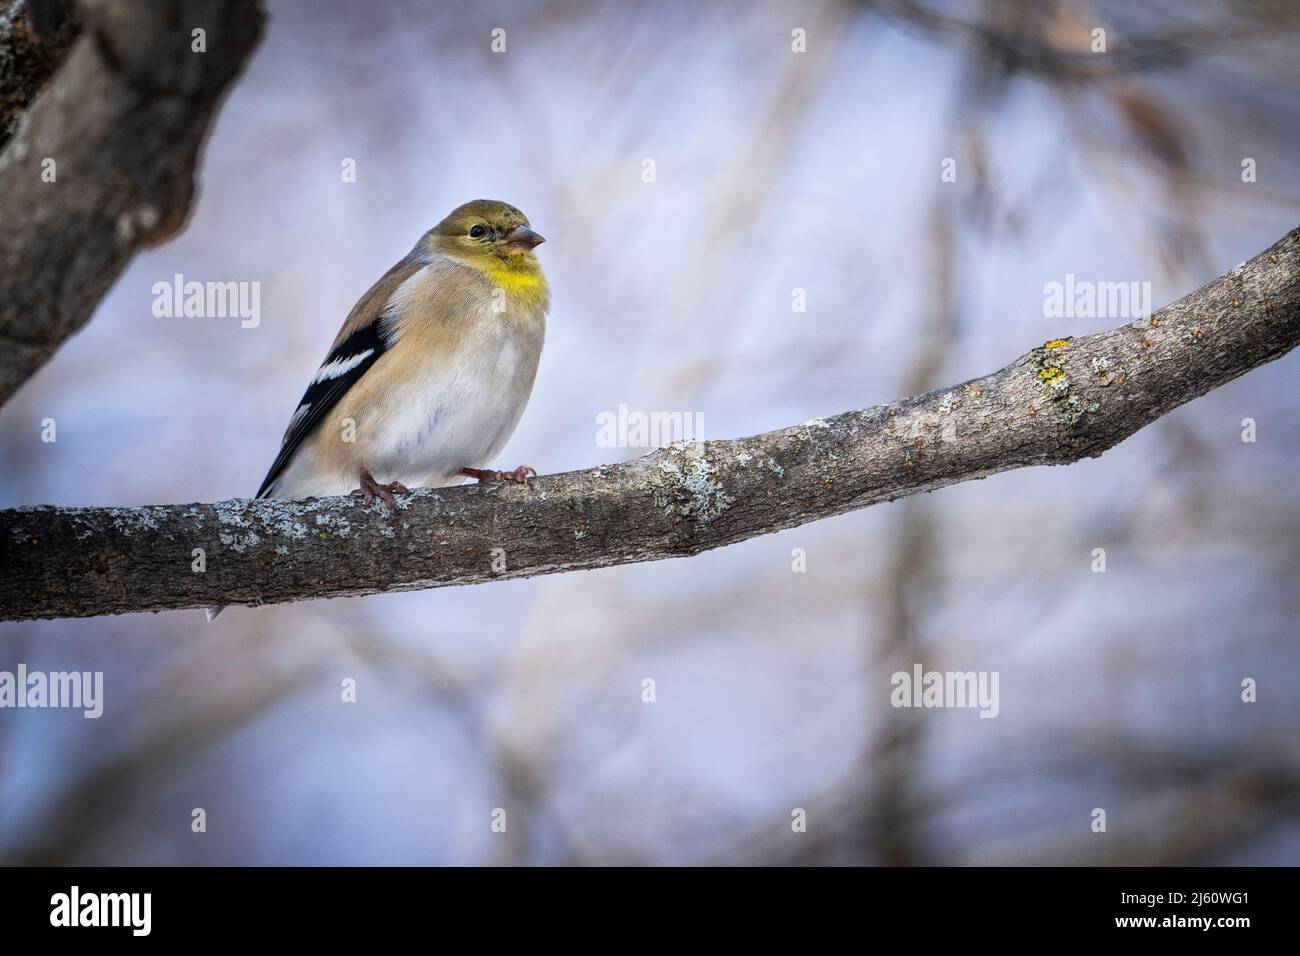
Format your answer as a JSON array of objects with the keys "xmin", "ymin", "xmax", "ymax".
[{"xmin": 207, "ymin": 199, "xmax": 549, "ymax": 622}]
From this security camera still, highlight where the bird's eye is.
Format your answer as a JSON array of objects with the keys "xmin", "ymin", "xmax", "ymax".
[{"xmin": 469, "ymin": 225, "xmax": 487, "ymax": 239}]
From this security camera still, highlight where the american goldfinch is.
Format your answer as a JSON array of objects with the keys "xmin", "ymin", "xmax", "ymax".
[{"xmin": 207, "ymin": 199, "xmax": 548, "ymax": 621}]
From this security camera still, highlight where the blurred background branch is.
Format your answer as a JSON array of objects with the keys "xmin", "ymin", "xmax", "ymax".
[
  {"xmin": 0, "ymin": 0, "xmax": 264, "ymax": 405},
  {"xmin": 871, "ymin": 0, "xmax": 1300, "ymax": 79}
]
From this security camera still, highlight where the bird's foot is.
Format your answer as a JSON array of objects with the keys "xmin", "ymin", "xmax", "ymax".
[
  {"xmin": 357, "ymin": 469, "xmax": 409, "ymax": 510},
  {"xmin": 460, "ymin": 465, "xmax": 536, "ymax": 485}
]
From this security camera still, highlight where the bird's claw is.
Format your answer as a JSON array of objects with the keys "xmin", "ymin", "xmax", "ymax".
[{"xmin": 358, "ymin": 469, "xmax": 409, "ymax": 510}]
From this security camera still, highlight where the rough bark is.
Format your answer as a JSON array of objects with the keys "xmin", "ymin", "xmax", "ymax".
[
  {"xmin": 3, "ymin": 226, "xmax": 1297, "ymax": 621},
  {"xmin": 0, "ymin": 0, "xmax": 265, "ymax": 405},
  {"xmin": 0, "ymin": 0, "xmax": 80, "ymax": 149}
]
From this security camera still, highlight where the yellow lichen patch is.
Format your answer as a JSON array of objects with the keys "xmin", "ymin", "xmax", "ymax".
[
  {"xmin": 1039, "ymin": 366, "xmax": 1065, "ymax": 383},
  {"xmin": 1045, "ymin": 339, "xmax": 1069, "ymax": 349}
]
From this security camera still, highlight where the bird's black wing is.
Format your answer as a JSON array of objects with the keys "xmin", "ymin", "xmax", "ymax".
[{"xmin": 255, "ymin": 321, "xmax": 389, "ymax": 498}]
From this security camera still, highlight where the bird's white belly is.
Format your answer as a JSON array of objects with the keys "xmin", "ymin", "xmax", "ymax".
[{"xmin": 362, "ymin": 324, "xmax": 540, "ymax": 488}]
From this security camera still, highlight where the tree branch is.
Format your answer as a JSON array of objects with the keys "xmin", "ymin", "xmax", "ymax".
[
  {"xmin": 3, "ymin": 226, "xmax": 1298, "ymax": 621},
  {"xmin": 0, "ymin": 0, "xmax": 264, "ymax": 405},
  {"xmin": 870, "ymin": 0, "xmax": 1300, "ymax": 80},
  {"xmin": 1, "ymin": 0, "xmax": 80, "ymax": 150}
]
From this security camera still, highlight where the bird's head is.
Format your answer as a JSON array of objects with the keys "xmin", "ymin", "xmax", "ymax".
[{"xmin": 428, "ymin": 200, "xmax": 546, "ymax": 278}]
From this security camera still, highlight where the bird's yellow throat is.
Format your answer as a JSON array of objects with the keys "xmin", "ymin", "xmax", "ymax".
[
  {"xmin": 485, "ymin": 263, "xmax": 545, "ymax": 293},
  {"xmin": 479, "ymin": 259, "xmax": 549, "ymax": 314},
  {"xmin": 431, "ymin": 231, "xmax": 549, "ymax": 312}
]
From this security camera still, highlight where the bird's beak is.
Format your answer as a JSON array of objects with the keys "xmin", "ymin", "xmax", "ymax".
[{"xmin": 503, "ymin": 226, "xmax": 545, "ymax": 253}]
